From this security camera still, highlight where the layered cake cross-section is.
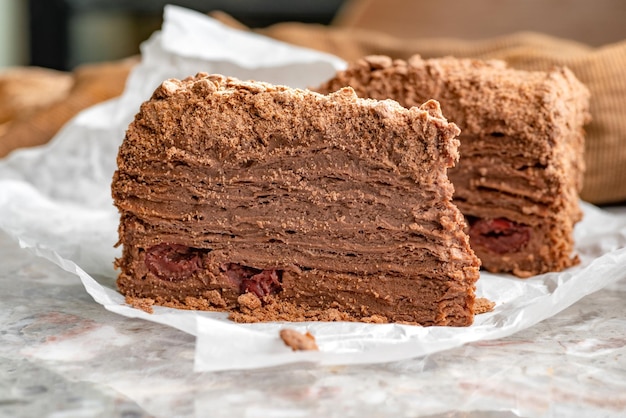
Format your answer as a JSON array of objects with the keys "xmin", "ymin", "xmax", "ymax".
[
  {"xmin": 112, "ymin": 73, "xmax": 481, "ymax": 325},
  {"xmin": 317, "ymin": 56, "xmax": 591, "ymax": 277}
]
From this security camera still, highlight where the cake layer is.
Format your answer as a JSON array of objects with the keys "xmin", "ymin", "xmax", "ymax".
[
  {"xmin": 112, "ymin": 74, "xmax": 481, "ymax": 325},
  {"xmin": 317, "ymin": 55, "xmax": 590, "ymax": 277}
]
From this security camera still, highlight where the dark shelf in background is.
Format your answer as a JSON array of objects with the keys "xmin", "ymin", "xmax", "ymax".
[{"xmin": 29, "ymin": 0, "xmax": 345, "ymax": 71}]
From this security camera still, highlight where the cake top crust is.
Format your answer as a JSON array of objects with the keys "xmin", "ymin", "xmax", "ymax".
[
  {"xmin": 317, "ymin": 55, "xmax": 591, "ymax": 143},
  {"xmin": 118, "ymin": 73, "xmax": 462, "ymax": 181}
]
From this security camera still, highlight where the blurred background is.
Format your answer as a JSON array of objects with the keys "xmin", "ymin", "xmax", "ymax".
[
  {"xmin": 2, "ymin": 0, "xmax": 626, "ymax": 205},
  {"xmin": 0, "ymin": 0, "xmax": 345, "ymax": 70},
  {"xmin": 1, "ymin": 0, "xmax": 626, "ymax": 70}
]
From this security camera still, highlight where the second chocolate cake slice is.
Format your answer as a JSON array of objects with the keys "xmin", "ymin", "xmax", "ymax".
[
  {"xmin": 112, "ymin": 73, "xmax": 480, "ymax": 325},
  {"xmin": 317, "ymin": 56, "xmax": 591, "ymax": 277}
]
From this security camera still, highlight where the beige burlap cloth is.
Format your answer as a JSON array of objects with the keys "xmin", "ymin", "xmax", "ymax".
[
  {"xmin": 0, "ymin": 57, "xmax": 137, "ymax": 160},
  {"xmin": 1, "ymin": 15, "xmax": 624, "ymax": 204}
]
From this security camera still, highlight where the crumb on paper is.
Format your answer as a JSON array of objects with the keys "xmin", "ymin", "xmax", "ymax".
[
  {"xmin": 361, "ymin": 314, "xmax": 388, "ymax": 324},
  {"xmin": 237, "ymin": 292, "xmax": 262, "ymax": 311},
  {"xmin": 125, "ymin": 295, "xmax": 155, "ymax": 314},
  {"xmin": 475, "ymin": 297, "xmax": 496, "ymax": 314},
  {"xmin": 279, "ymin": 328, "xmax": 319, "ymax": 351}
]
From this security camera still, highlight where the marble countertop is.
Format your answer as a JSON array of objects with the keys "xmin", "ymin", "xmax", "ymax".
[{"xmin": 1, "ymin": 224, "xmax": 625, "ymax": 418}]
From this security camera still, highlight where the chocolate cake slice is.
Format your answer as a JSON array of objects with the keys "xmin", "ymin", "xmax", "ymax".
[
  {"xmin": 317, "ymin": 56, "xmax": 591, "ymax": 277},
  {"xmin": 112, "ymin": 73, "xmax": 481, "ymax": 325}
]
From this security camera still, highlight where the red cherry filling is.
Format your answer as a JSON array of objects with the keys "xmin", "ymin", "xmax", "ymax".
[
  {"xmin": 145, "ymin": 243, "xmax": 206, "ymax": 281},
  {"xmin": 220, "ymin": 263, "xmax": 282, "ymax": 298},
  {"xmin": 469, "ymin": 217, "xmax": 531, "ymax": 254}
]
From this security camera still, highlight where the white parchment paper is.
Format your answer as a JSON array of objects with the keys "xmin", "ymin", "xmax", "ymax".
[{"xmin": 1, "ymin": 6, "xmax": 625, "ymax": 372}]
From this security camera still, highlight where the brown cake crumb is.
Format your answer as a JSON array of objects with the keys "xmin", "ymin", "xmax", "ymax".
[
  {"xmin": 474, "ymin": 297, "xmax": 496, "ymax": 314},
  {"xmin": 228, "ymin": 298, "xmax": 358, "ymax": 323},
  {"xmin": 125, "ymin": 295, "xmax": 155, "ymax": 314},
  {"xmin": 237, "ymin": 292, "xmax": 263, "ymax": 311},
  {"xmin": 362, "ymin": 314, "xmax": 388, "ymax": 324},
  {"xmin": 279, "ymin": 329, "xmax": 319, "ymax": 351},
  {"xmin": 182, "ymin": 296, "xmax": 217, "ymax": 311},
  {"xmin": 202, "ymin": 290, "xmax": 227, "ymax": 308}
]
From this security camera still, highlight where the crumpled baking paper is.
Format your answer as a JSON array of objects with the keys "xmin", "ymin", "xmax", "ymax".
[{"xmin": 1, "ymin": 5, "xmax": 625, "ymax": 372}]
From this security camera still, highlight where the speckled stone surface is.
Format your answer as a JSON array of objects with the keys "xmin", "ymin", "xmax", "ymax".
[{"xmin": 1, "ymin": 223, "xmax": 625, "ymax": 418}]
